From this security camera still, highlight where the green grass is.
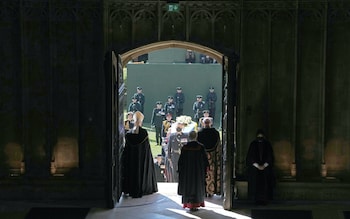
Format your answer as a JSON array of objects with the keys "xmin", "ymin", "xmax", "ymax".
[{"xmin": 143, "ymin": 124, "xmax": 162, "ymax": 158}]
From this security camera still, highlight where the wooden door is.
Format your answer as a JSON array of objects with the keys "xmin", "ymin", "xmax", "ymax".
[
  {"xmin": 222, "ymin": 55, "xmax": 236, "ymax": 210},
  {"xmin": 106, "ymin": 51, "xmax": 126, "ymax": 208}
]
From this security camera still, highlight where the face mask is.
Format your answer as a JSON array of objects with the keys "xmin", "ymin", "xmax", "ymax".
[{"xmin": 257, "ymin": 137, "xmax": 264, "ymax": 141}]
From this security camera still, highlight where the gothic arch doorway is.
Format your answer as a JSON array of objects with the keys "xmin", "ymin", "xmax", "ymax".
[
  {"xmin": 120, "ymin": 40, "xmax": 225, "ymax": 67},
  {"xmin": 106, "ymin": 40, "xmax": 236, "ymax": 210}
]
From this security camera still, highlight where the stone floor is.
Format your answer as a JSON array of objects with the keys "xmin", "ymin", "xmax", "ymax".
[{"xmin": 2, "ymin": 183, "xmax": 350, "ymax": 219}]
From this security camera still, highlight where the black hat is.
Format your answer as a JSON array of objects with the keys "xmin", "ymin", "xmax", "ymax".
[
  {"xmin": 196, "ymin": 95, "xmax": 202, "ymax": 98},
  {"xmin": 176, "ymin": 87, "xmax": 182, "ymax": 90},
  {"xmin": 156, "ymin": 101, "xmax": 162, "ymax": 105},
  {"xmin": 209, "ymin": 86, "xmax": 214, "ymax": 89},
  {"xmin": 137, "ymin": 86, "xmax": 142, "ymax": 90},
  {"xmin": 203, "ymin": 110, "xmax": 209, "ymax": 114},
  {"xmin": 168, "ymin": 96, "xmax": 173, "ymax": 99}
]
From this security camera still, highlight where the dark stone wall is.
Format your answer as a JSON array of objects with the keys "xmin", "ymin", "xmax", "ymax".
[
  {"xmin": 233, "ymin": 1, "xmax": 350, "ymax": 182},
  {"xmin": 0, "ymin": 0, "xmax": 106, "ymax": 200},
  {"xmin": 1, "ymin": 0, "xmax": 350, "ymax": 203}
]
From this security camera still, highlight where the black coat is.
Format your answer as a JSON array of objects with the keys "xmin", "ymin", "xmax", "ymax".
[
  {"xmin": 178, "ymin": 141, "xmax": 209, "ymax": 204},
  {"xmin": 197, "ymin": 127, "xmax": 220, "ymax": 151},
  {"xmin": 246, "ymin": 137, "xmax": 275, "ymax": 201},
  {"xmin": 122, "ymin": 127, "xmax": 158, "ymax": 198}
]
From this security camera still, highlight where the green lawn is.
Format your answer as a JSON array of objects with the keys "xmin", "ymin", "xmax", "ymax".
[{"xmin": 143, "ymin": 124, "xmax": 163, "ymax": 158}]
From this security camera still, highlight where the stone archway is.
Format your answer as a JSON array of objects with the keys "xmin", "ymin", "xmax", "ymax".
[
  {"xmin": 120, "ymin": 40, "xmax": 226, "ymax": 124},
  {"xmin": 117, "ymin": 40, "xmax": 234, "ymax": 210},
  {"xmin": 120, "ymin": 40, "xmax": 224, "ymax": 67}
]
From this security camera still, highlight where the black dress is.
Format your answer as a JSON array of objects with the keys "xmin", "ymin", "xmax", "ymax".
[
  {"xmin": 178, "ymin": 141, "xmax": 209, "ymax": 209},
  {"xmin": 246, "ymin": 137, "xmax": 275, "ymax": 203},
  {"xmin": 122, "ymin": 127, "xmax": 158, "ymax": 198}
]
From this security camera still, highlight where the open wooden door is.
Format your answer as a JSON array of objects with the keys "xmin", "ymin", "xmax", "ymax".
[
  {"xmin": 222, "ymin": 55, "xmax": 236, "ymax": 210},
  {"xmin": 106, "ymin": 51, "xmax": 126, "ymax": 208}
]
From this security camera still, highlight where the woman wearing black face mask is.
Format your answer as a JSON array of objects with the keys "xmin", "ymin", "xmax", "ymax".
[{"xmin": 246, "ymin": 129, "xmax": 275, "ymax": 205}]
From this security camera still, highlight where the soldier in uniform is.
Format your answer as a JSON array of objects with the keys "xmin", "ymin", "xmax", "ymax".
[
  {"xmin": 174, "ymin": 87, "xmax": 185, "ymax": 117},
  {"xmin": 151, "ymin": 101, "xmax": 166, "ymax": 145},
  {"xmin": 133, "ymin": 86, "xmax": 145, "ymax": 113},
  {"xmin": 164, "ymin": 96, "xmax": 176, "ymax": 117},
  {"xmin": 185, "ymin": 49, "xmax": 196, "ymax": 63},
  {"xmin": 128, "ymin": 96, "xmax": 142, "ymax": 112},
  {"xmin": 193, "ymin": 95, "xmax": 206, "ymax": 123},
  {"xmin": 165, "ymin": 123, "xmax": 188, "ymax": 182},
  {"xmin": 206, "ymin": 86, "xmax": 217, "ymax": 122},
  {"xmin": 198, "ymin": 110, "xmax": 213, "ymax": 129}
]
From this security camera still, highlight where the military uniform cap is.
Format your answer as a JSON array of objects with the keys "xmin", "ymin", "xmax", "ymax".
[{"xmin": 196, "ymin": 95, "xmax": 202, "ymax": 98}]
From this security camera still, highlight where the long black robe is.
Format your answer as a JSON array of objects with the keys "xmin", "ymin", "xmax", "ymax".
[
  {"xmin": 178, "ymin": 141, "xmax": 209, "ymax": 207},
  {"xmin": 122, "ymin": 127, "xmax": 158, "ymax": 198},
  {"xmin": 246, "ymin": 137, "xmax": 274, "ymax": 203},
  {"xmin": 197, "ymin": 127, "xmax": 222, "ymax": 196}
]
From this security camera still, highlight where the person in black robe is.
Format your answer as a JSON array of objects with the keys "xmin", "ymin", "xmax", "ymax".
[
  {"xmin": 121, "ymin": 111, "xmax": 158, "ymax": 198},
  {"xmin": 197, "ymin": 117, "xmax": 222, "ymax": 197},
  {"xmin": 178, "ymin": 131, "xmax": 209, "ymax": 211},
  {"xmin": 246, "ymin": 129, "xmax": 275, "ymax": 205}
]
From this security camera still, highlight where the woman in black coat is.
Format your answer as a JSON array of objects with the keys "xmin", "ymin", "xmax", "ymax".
[{"xmin": 122, "ymin": 111, "xmax": 158, "ymax": 198}]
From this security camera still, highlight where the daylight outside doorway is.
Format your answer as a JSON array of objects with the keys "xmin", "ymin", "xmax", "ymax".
[{"xmin": 107, "ymin": 40, "xmax": 234, "ymax": 210}]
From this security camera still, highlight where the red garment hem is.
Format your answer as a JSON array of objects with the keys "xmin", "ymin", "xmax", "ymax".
[{"xmin": 183, "ymin": 202, "xmax": 205, "ymax": 209}]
